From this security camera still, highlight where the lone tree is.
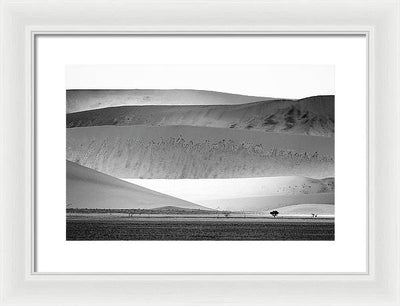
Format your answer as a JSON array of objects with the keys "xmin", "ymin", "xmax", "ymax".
[{"xmin": 270, "ymin": 210, "xmax": 279, "ymax": 218}]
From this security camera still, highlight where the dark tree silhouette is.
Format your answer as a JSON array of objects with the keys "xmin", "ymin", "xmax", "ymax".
[{"xmin": 270, "ymin": 210, "xmax": 279, "ymax": 218}]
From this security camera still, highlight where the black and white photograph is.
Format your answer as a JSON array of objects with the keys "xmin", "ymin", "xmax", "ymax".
[
  {"xmin": 66, "ymin": 65, "xmax": 334, "ymax": 241},
  {"xmin": 4, "ymin": 0, "xmax": 399, "ymax": 303}
]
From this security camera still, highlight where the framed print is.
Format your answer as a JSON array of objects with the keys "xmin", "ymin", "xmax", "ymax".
[{"xmin": 1, "ymin": 0, "xmax": 400, "ymax": 305}]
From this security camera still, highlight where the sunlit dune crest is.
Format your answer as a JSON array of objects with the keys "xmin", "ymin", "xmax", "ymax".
[
  {"xmin": 66, "ymin": 89, "xmax": 271, "ymax": 113},
  {"xmin": 67, "ymin": 92, "xmax": 334, "ymax": 137}
]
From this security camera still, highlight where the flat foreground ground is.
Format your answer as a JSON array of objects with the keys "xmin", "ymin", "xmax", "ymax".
[{"xmin": 66, "ymin": 215, "xmax": 334, "ymax": 240}]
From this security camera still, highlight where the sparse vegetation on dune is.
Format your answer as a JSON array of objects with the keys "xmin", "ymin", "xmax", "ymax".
[{"xmin": 67, "ymin": 125, "xmax": 334, "ymax": 179}]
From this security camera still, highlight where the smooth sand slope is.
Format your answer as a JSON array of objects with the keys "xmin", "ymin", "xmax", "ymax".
[
  {"xmin": 67, "ymin": 94, "xmax": 334, "ymax": 137},
  {"xmin": 66, "ymin": 89, "xmax": 270, "ymax": 113},
  {"xmin": 67, "ymin": 125, "xmax": 334, "ymax": 179},
  {"xmin": 66, "ymin": 160, "xmax": 207, "ymax": 210}
]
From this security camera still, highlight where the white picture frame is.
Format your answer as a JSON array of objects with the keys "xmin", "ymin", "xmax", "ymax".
[{"xmin": 1, "ymin": 0, "xmax": 399, "ymax": 305}]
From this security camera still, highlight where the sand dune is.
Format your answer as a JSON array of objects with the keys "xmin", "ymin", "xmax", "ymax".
[
  {"xmin": 67, "ymin": 125, "xmax": 334, "ymax": 179},
  {"xmin": 67, "ymin": 94, "xmax": 334, "ymax": 137},
  {"xmin": 66, "ymin": 160, "xmax": 207, "ymax": 210},
  {"xmin": 199, "ymin": 193, "xmax": 334, "ymax": 212},
  {"xmin": 66, "ymin": 89, "xmax": 271, "ymax": 113},
  {"xmin": 123, "ymin": 176, "xmax": 334, "ymax": 202},
  {"xmin": 266, "ymin": 204, "xmax": 334, "ymax": 216},
  {"xmin": 66, "ymin": 89, "xmax": 335, "ymax": 214}
]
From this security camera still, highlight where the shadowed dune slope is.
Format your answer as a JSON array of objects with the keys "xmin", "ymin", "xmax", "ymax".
[
  {"xmin": 66, "ymin": 160, "xmax": 207, "ymax": 210},
  {"xmin": 67, "ymin": 125, "xmax": 334, "ymax": 179},
  {"xmin": 67, "ymin": 94, "xmax": 334, "ymax": 136},
  {"xmin": 67, "ymin": 89, "xmax": 270, "ymax": 113},
  {"xmin": 199, "ymin": 193, "xmax": 334, "ymax": 212}
]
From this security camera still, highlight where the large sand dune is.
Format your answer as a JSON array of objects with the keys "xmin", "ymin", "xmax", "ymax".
[
  {"xmin": 66, "ymin": 160, "xmax": 207, "ymax": 210},
  {"xmin": 67, "ymin": 89, "xmax": 270, "ymax": 113},
  {"xmin": 67, "ymin": 125, "xmax": 334, "ymax": 179},
  {"xmin": 67, "ymin": 94, "xmax": 334, "ymax": 137}
]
